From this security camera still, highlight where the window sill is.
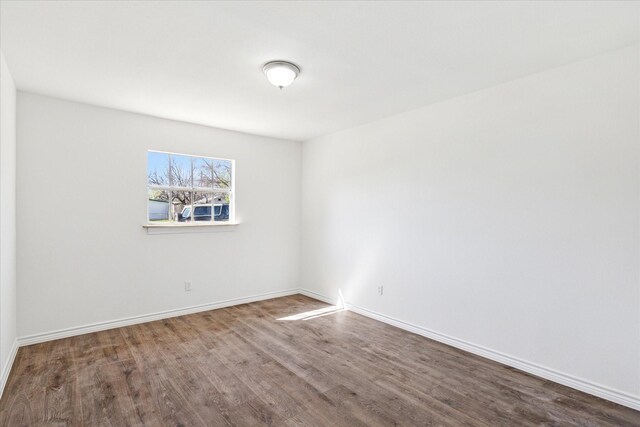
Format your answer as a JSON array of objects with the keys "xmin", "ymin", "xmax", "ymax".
[{"xmin": 143, "ymin": 222, "xmax": 239, "ymax": 234}]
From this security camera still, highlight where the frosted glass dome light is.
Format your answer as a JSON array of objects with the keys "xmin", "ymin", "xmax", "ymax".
[{"xmin": 263, "ymin": 61, "xmax": 300, "ymax": 89}]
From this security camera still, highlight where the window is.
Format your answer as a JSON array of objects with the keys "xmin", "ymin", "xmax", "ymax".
[{"xmin": 147, "ymin": 150, "xmax": 234, "ymax": 224}]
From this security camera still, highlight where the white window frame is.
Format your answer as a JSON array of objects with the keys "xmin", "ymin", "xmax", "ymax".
[{"xmin": 146, "ymin": 150, "xmax": 235, "ymax": 225}]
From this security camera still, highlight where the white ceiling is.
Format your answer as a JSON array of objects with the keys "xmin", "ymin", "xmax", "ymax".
[{"xmin": 1, "ymin": 1, "xmax": 638, "ymax": 141}]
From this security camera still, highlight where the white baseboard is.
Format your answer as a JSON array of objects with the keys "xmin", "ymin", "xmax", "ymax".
[
  {"xmin": 335, "ymin": 297, "xmax": 640, "ymax": 411},
  {"xmin": 298, "ymin": 288, "xmax": 339, "ymax": 305},
  {"xmin": 0, "ymin": 339, "xmax": 18, "ymax": 400},
  {"xmin": 17, "ymin": 288, "xmax": 299, "ymax": 347},
  {"xmin": 9, "ymin": 287, "xmax": 640, "ymax": 411}
]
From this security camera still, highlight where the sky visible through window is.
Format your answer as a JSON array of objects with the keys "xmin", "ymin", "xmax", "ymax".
[
  {"xmin": 148, "ymin": 151, "xmax": 170, "ymax": 185},
  {"xmin": 147, "ymin": 151, "xmax": 231, "ymax": 189}
]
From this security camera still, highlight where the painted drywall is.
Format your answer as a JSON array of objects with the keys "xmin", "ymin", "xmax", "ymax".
[
  {"xmin": 17, "ymin": 93, "xmax": 301, "ymax": 337},
  {"xmin": 0, "ymin": 51, "xmax": 17, "ymax": 393},
  {"xmin": 301, "ymin": 46, "xmax": 640, "ymax": 399}
]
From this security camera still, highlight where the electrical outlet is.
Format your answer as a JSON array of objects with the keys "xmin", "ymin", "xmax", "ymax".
[
  {"xmin": 185, "ymin": 281, "xmax": 192, "ymax": 292},
  {"xmin": 378, "ymin": 285, "xmax": 383, "ymax": 296}
]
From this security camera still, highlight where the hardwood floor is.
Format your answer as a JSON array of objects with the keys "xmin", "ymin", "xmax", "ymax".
[{"xmin": 1, "ymin": 294, "xmax": 638, "ymax": 426}]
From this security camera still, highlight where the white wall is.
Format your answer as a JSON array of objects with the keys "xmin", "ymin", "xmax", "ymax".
[
  {"xmin": 17, "ymin": 93, "xmax": 301, "ymax": 337},
  {"xmin": 301, "ymin": 46, "xmax": 640, "ymax": 401},
  {"xmin": 0, "ymin": 52, "xmax": 17, "ymax": 394}
]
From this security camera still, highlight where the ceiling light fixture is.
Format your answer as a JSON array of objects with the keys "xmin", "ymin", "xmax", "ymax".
[{"xmin": 263, "ymin": 61, "xmax": 300, "ymax": 89}]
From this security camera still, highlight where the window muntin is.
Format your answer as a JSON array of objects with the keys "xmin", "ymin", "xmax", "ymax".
[{"xmin": 147, "ymin": 150, "xmax": 234, "ymax": 224}]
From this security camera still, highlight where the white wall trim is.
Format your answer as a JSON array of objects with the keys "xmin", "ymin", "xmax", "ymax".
[
  {"xmin": 298, "ymin": 288, "xmax": 339, "ymax": 305},
  {"xmin": 17, "ymin": 288, "xmax": 299, "ymax": 347},
  {"xmin": 8, "ymin": 288, "xmax": 640, "ymax": 411},
  {"xmin": 0, "ymin": 339, "xmax": 18, "ymax": 400},
  {"xmin": 321, "ymin": 293, "xmax": 640, "ymax": 411},
  {"xmin": 299, "ymin": 288, "xmax": 640, "ymax": 410}
]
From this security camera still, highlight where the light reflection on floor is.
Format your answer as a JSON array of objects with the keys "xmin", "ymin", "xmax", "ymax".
[{"xmin": 277, "ymin": 305, "xmax": 344, "ymax": 321}]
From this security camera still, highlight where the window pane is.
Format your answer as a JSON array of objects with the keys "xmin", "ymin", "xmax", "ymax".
[
  {"xmin": 212, "ymin": 192, "xmax": 231, "ymax": 222},
  {"xmin": 193, "ymin": 192, "xmax": 214, "ymax": 222},
  {"xmin": 146, "ymin": 151, "xmax": 234, "ymax": 224},
  {"xmin": 147, "ymin": 189, "xmax": 170, "ymax": 222},
  {"xmin": 213, "ymin": 159, "xmax": 232, "ymax": 190},
  {"xmin": 147, "ymin": 152, "xmax": 169, "ymax": 186},
  {"xmin": 193, "ymin": 157, "xmax": 213, "ymax": 188},
  {"xmin": 171, "ymin": 191, "xmax": 192, "ymax": 222},
  {"xmin": 170, "ymin": 154, "xmax": 192, "ymax": 188}
]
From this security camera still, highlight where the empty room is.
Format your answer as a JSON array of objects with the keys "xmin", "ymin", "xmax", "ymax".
[{"xmin": 0, "ymin": 1, "xmax": 639, "ymax": 425}]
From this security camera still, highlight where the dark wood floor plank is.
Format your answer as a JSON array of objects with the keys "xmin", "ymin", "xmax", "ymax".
[
  {"xmin": 79, "ymin": 359, "xmax": 163, "ymax": 426},
  {"xmin": 284, "ymin": 391, "xmax": 370, "ymax": 427},
  {"xmin": 154, "ymin": 358, "xmax": 231, "ymax": 426},
  {"xmin": 0, "ymin": 393, "xmax": 37, "ymax": 427},
  {"xmin": 222, "ymin": 312, "xmax": 341, "ymax": 393},
  {"xmin": 323, "ymin": 383, "xmax": 418, "ymax": 427},
  {"xmin": 1, "ymin": 294, "xmax": 638, "ymax": 426},
  {"xmin": 0, "ymin": 340, "xmax": 84, "ymax": 426},
  {"xmin": 218, "ymin": 357, "xmax": 304, "ymax": 421},
  {"xmin": 42, "ymin": 374, "xmax": 82, "ymax": 426},
  {"xmin": 137, "ymin": 360, "xmax": 208, "ymax": 427},
  {"xmin": 226, "ymin": 397, "xmax": 286, "ymax": 426},
  {"xmin": 192, "ymin": 353, "xmax": 256, "ymax": 409},
  {"xmin": 70, "ymin": 328, "xmax": 133, "ymax": 369}
]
